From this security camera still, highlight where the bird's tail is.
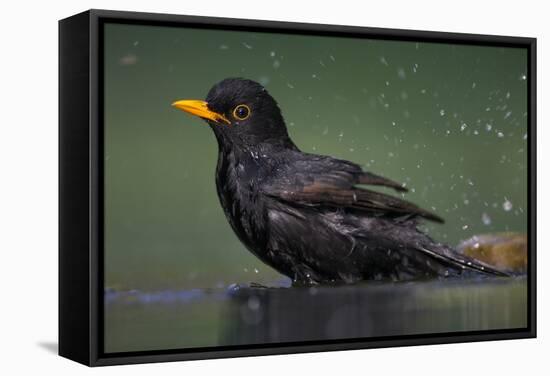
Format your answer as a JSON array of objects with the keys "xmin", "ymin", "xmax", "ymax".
[{"xmin": 415, "ymin": 242, "xmax": 511, "ymax": 277}]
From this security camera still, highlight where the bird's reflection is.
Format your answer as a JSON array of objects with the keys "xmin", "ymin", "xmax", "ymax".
[
  {"xmin": 103, "ymin": 277, "xmax": 526, "ymax": 352},
  {"xmin": 222, "ymin": 278, "xmax": 527, "ymax": 345}
]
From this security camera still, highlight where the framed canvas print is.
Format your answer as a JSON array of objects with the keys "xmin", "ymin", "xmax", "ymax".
[{"xmin": 59, "ymin": 9, "xmax": 536, "ymax": 366}]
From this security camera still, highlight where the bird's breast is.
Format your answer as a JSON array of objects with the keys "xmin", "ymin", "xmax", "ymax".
[{"xmin": 214, "ymin": 151, "xmax": 270, "ymax": 253}]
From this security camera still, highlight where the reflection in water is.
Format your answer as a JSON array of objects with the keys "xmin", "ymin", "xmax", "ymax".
[
  {"xmin": 223, "ymin": 277, "xmax": 527, "ymax": 345},
  {"xmin": 104, "ymin": 277, "xmax": 527, "ymax": 353}
]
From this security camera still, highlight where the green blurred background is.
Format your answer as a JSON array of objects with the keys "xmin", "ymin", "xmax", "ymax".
[{"xmin": 104, "ymin": 23, "xmax": 527, "ymax": 292}]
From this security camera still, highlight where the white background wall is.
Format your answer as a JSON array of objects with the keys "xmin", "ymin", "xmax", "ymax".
[{"xmin": 0, "ymin": 0, "xmax": 546, "ymax": 374}]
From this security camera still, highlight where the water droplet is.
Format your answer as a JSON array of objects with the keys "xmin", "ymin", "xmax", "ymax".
[
  {"xmin": 462, "ymin": 225, "xmax": 469, "ymax": 230},
  {"xmin": 460, "ymin": 123, "xmax": 467, "ymax": 131},
  {"xmin": 254, "ymin": 268, "xmax": 259, "ymax": 274},
  {"xmin": 119, "ymin": 54, "xmax": 138, "ymax": 66},
  {"xmin": 219, "ymin": 44, "xmax": 229, "ymax": 50},
  {"xmin": 472, "ymin": 82, "xmax": 476, "ymax": 89},
  {"xmin": 504, "ymin": 111, "xmax": 512, "ymax": 120},
  {"xmin": 379, "ymin": 56, "xmax": 388, "ymax": 66},
  {"xmin": 520, "ymin": 74, "xmax": 527, "ymax": 80},
  {"xmin": 486, "ymin": 124, "xmax": 492, "ymax": 131},
  {"xmin": 481, "ymin": 212, "xmax": 492, "ymax": 225},
  {"xmin": 497, "ymin": 132, "xmax": 504, "ymax": 138},
  {"xmin": 440, "ymin": 109, "xmax": 445, "ymax": 116},
  {"xmin": 273, "ymin": 60, "xmax": 280, "ymax": 69},
  {"xmin": 397, "ymin": 67, "xmax": 406, "ymax": 79},
  {"xmin": 270, "ymin": 51, "xmax": 275, "ymax": 57},
  {"xmin": 503, "ymin": 199, "xmax": 513, "ymax": 211},
  {"xmin": 242, "ymin": 42, "xmax": 253, "ymax": 49},
  {"xmin": 258, "ymin": 76, "xmax": 270, "ymax": 86}
]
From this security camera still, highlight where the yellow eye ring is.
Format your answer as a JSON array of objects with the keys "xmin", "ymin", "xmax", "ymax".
[{"xmin": 233, "ymin": 104, "xmax": 251, "ymax": 121}]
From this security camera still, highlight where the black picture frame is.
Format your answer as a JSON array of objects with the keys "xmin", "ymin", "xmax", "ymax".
[{"xmin": 59, "ymin": 9, "xmax": 537, "ymax": 366}]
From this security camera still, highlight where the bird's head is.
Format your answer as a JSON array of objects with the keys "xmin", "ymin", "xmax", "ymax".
[{"xmin": 172, "ymin": 78, "xmax": 294, "ymax": 149}]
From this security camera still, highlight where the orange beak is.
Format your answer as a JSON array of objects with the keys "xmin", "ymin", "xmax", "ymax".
[{"xmin": 172, "ymin": 99, "xmax": 230, "ymax": 125}]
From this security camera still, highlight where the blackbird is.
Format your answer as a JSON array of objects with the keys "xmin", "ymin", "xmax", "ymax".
[{"xmin": 172, "ymin": 78, "xmax": 508, "ymax": 284}]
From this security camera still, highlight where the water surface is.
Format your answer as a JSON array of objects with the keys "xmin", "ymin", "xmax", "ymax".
[{"xmin": 105, "ymin": 277, "xmax": 527, "ymax": 352}]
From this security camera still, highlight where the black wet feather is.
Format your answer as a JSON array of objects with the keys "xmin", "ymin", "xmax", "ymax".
[{"xmin": 193, "ymin": 78, "xmax": 508, "ymax": 284}]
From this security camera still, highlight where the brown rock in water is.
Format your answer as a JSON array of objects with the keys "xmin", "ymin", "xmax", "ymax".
[{"xmin": 457, "ymin": 233, "xmax": 528, "ymax": 273}]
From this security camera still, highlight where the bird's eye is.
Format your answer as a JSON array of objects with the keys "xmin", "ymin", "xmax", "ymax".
[{"xmin": 232, "ymin": 104, "xmax": 251, "ymax": 121}]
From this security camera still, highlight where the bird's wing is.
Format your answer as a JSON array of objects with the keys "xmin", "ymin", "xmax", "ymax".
[
  {"xmin": 262, "ymin": 154, "xmax": 444, "ymax": 223},
  {"xmin": 356, "ymin": 171, "xmax": 408, "ymax": 192}
]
